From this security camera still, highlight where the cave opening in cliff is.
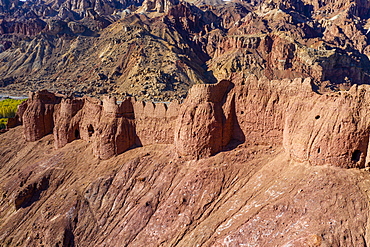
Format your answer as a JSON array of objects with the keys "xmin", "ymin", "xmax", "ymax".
[
  {"xmin": 88, "ymin": 124, "xmax": 94, "ymax": 137},
  {"xmin": 352, "ymin": 150, "xmax": 361, "ymax": 162},
  {"xmin": 75, "ymin": 129, "xmax": 80, "ymax": 139}
]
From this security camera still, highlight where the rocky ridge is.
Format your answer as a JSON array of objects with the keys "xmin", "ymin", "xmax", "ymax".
[
  {"xmin": 16, "ymin": 76, "xmax": 370, "ymax": 168},
  {"xmin": 3, "ymin": 0, "xmax": 370, "ymax": 245},
  {"xmin": 3, "ymin": 77, "xmax": 370, "ymax": 245}
]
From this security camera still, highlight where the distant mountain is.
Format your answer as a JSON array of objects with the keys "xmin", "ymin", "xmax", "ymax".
[{"xmin": 0, "ymin": 0, "xmax": 370, "ymax": 100}]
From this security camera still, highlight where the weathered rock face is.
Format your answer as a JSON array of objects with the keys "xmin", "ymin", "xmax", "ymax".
[
  {"xmin": 230, "ymin": 76, "xmax": 370, "ymax": 169},
  {"xmin": 20, "ymin": 77, "xmax": 370, "ymax": 169},
  {"xmin": 5, "ymin": 1, "xmax": 370, "ymax": 245},
  {"xmin": 134, "ymin": 100, "xmax": 179, "ymax": 146},
  {"xmin": 23, "ymin": 81, "xmax": 235, "ymax": 160},
  {"xmin": 53, "ymin": 96, "xmax": 136, "ymax": 159},
  {"xmin": 93, "ymin": 97, "xmax": 136, "ymax": 159},
  {"xmin": 22, "ymin": 90, "xmax": 61, "ymax": 142},
  {"xmin": 174, "ymin": 80, "xmax": 234, "ymax": 158},
  {"xmin": 2, "ymin": 124, "xmax": 370, "ymax": 246},
  {"xmin": 208, "ymin": 22, "xmax": 370, "ymax": 88},
  {"xmin": 227, "ymin": 75, "xmax": 370, "ymax": 169},
  {"xmin": 53, "ymin": 97, "xmax": 86, "ymax": 149},
  {"xmin": 284, "ymin": 85, "xmax": 370, "ymax": 169},
  {"xmin": 0, "ymin": 18, "xmax": 47, "ymax": 36},
  {"xmin": 8, "ymin": 76, "xmax": 370, "ymax": 246}
]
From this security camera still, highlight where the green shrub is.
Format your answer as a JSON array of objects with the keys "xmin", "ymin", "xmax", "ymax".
[
  {"xmin": 0, "ymin": 118, "xmax": 7, "ymax": 129},
  {"xmin": 0, "ymin": 99, "xmax": 26, "ymax": 118},
  {"xmin": 0, "ymin": 99, "xmax": 26, "ymax": 129}
]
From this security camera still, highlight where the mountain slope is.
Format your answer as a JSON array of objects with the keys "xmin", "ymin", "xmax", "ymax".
[
  {"xmin": 1, "ymin": 0, "xmax": 370, "ymax": 99},
  {"xmin": 1, "ymin": 126, "xmax": 370, "ymax": 246}
]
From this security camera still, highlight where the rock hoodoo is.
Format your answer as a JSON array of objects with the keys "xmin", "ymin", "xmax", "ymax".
[{"xmin": 174, "ymin": 79, "xmax": 234, "ymax": 158}]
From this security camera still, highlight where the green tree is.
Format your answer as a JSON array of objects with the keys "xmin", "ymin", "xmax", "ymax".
[{"xmin": 0, "ymin": 99, "xmax": 26, "ymax": 129}]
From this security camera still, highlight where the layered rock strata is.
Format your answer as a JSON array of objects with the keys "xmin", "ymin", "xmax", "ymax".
[{"xmin": 18, "ymin": 77, "xmax": 370, "ymax": 169}]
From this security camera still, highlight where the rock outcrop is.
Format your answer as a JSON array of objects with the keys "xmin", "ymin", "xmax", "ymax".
[
  {"xmin": 4, "ymin": 1, "xmax": 370, "ymax": 245},
  {"xmin": 230, "ymin": 75, "xmax": 370, "ymax": 169},
  {"xmin": 53, "ymin": 96, "xmax": 137, "ymax": 159},
  {"xmin": 18, "ymin": 77, "xmax": 370, "ymax": 169},
  {"xmin": 134, "ymin": 99, "xmax": 179, "ymax": 146},
  {"xmin": 22, "ymin": 89, "xmax": 180, "ymax": 159},
  {"xmin": 2, "ymin": 112, "xmax": 370, "ymax": 246},
  {"xmin": 174, "ymin": 80, "xmax": 234, "ymax": 158},
  {"xmin": 284, "ymin": 84, "xmax": 370, "ymax": 168},
  {"xmin": 0, "ymin": 18, "xmax": 47, "ymax": 36},
  {"xmin": 22, "ymin": 90, "xmax": 61, "ymax": 142}
]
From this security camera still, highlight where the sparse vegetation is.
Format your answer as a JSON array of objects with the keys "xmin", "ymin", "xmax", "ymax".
[
  {"xmin": 0, "ymin": 99, "xmax": 26, "ymax": 129},
  {"xmin": 0, "ymin": 99, "xmax": 26, "ymax": 118},
  {"xmin": 0, "ymin": 118, "xmax": 7, "ymax": 129}
]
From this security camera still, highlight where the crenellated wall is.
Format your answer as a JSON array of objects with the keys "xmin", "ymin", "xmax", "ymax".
[
  {"xmin": 17, "ymin": 78, "xmax": 370, "ymax": 169},
  {"xmin": 230, "ymin": 76, "xmax": 314, "ymax": 146}
]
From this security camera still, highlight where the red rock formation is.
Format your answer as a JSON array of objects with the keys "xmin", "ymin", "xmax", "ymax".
[
  {"xmin": 283, "ymin": 84, "xmax": 370, "ymax": 169},
  {"xmin": 53, "ymin": 96, "xmax": 136, "ymax": 160},
  {"xmin": 228, "ymin": 75, "xmax": 370, "ymax": 169},
  {"xmin": 8, "ymin": 76, "xmax": 370, "ymax": 246},
  {"xmin": 93, "ymin": 97, "xmax": 136, "ymax": 159},
  {"xmin": 22, "ymin": 90, "xmax": 61, "ymax": 142},
  {"xmin": 22, "ymin": 81, "xmax": 233, "ymax": 160},
  {"xmin": 53, "ymin": 97, "xmax": 85, "ymax": 148},
  {"xmin": 174, "ymin": 80, "xmax": 234, "ymax": 158},
  {"xmin": 0, "ymin": 19, "xmax": 46, "ymax": 36},
  {"xmin": 18, "ymin": 76, "xmax": 370, "ymax": 168},
  {"xmin": 134, "ymin": 100, "xmax": 179, "ymax": 146},
  {"xmin": 2, "ymin": 124, "xmax": 370, "ymax": 246}
]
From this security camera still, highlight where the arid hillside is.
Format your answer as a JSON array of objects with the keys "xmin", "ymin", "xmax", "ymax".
[
  {"xmin": 2, "ymin": 76, "xmax": 370, "ymax": 246},
  {"xmin": 1, "ymin": 0, "xmax": 370, "ymax": 100},
  {"xmin": 2, "ymin": 125, "xmax": 370, "ymax": 246},
  {"xmin": 2, "ymin": 0, "xmax": 370, "ymax": 246}
]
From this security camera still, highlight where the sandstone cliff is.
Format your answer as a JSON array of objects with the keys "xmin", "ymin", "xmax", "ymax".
[{"xmin": 18, "ymin": 76, "xmax": 370, "ymax": 170}]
